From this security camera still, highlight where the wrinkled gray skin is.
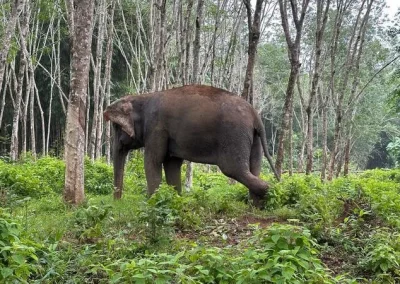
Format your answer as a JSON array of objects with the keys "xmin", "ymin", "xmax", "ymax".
[{"xmin": 104, "ymin": 85, "xmax": 279, "ymax": 208}]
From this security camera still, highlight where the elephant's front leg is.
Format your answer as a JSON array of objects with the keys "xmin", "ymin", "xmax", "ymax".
[
  {"xmin": 144, "ymin": 132, "xmax": 168, "ymax": 195},
  {"xmin": 144, "ymin": 151, "xmax": 164, "ymax": 196},
  {"xmin": 163, "ymin": 157, "xmax": 183, "ymax": 194}
]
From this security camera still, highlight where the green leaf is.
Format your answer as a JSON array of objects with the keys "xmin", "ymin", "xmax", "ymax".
[
  {"xmin": 282, "ymin": 266, "xmax": 295, "ymax": 279},
  {"xmin": 271, "ymin": 235, "xmax": 280, "ymax": 243},
  {"xmin": 11, "ymin": 254, "xmax": 25, "ymax": 265},
  {"xmin": 380, "ymin": 262, "xmax": 389, "ymax": 272},
  {"xmin": 1, "ymin": 267, "xmax": 13, "ymax": 279}
]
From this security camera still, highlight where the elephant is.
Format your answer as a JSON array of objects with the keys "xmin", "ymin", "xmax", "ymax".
[{"xmin": 103, "ymin": 85, "xmax": 279, "ymax": 208}]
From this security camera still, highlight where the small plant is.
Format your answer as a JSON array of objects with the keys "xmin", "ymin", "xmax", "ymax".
[
  {"xmin": 361, "ymin": 230, "xmax": 400, "ymax": 277},
  {"xmin": 138, "ymin": 185, "xmax": 181, "ymax": 244},
  {"xmin": 237, "ymin": 224, "xmax": 333, "ymax": 283},
  {"xmin": 0, "ymin": 209, "xmax": 42, "ymax": 282},
  {"xmin": 84, "ymin": 158, "xmax": 114, "ymax": 195},
  {"xmin": 71, "ymin": 203, "xmax": 112, "ymax": 241}
]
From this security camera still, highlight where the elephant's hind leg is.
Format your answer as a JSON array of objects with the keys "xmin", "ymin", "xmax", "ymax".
[
  {"xmin": 220, "ymin": 165, "xmax": 269, "ymax": 209},
  {"xmin": 163, "ymin": 156, "xmax": 183, "ymax": 194},
  {"xmin": 250, "ymin": 136, "xmax": 262, "ymax": 176}
]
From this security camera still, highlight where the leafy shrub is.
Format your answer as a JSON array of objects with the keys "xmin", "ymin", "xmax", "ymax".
[
  {"xmin": 84, "ymin": 158, "xmax": 114, "ymax": 195},
  {"xmin": 0, "ymin": 156, "xmax": 116, "ymax": 200},
  {"xmin": 360, "ymin": 229, "xmax": 400, "ymax": 277},
  {"xmin": 96, "ymin": 224, "xmax": 339, "ymax": 283},
  {"xmin": 70, "ymin": 203, "xmax": 113, "ymax": 240},
  {"xmin": 266, "ymin": 174, "xmax": 323, "ymax": 210},
  {"xmin": 33, "ymin": 156, "xmax": 65, "ymax": 193},
  {"xmin": 236, "ymin": 224, "xmax": 334, "ymax": 283},
  {"xmin": 0, "ymin": 159, "xmax": 53, "ymax": 198},
  {"xmin": 124, "ymin": 152, "xmax": 147, "ymax": 193},
  {"xmin": 0, "ymin": 209, "xmax": 42, "ymax": 282},
  {"xmin": 205, "ymin": 183, "xmax": 248, "ymax": 214},
  {"xmin": 138, "ymin": 185, "xmax": 182, "ymax": 244},
  {"xmin": 356, "ymin": 176, "xmax": 400, "ymax": 227}
]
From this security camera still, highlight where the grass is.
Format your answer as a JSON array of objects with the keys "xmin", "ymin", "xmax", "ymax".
[{"xmin": 1, "ymin": 156, "xmax": 400, "ymax": 283}]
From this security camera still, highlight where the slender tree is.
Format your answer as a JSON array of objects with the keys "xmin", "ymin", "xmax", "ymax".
[
  {"xmin": 185, "ymin": 0, "xmax": 204, "ymax": 190},
  {"xmin": 89, "ymin": 0, "xmax": 107, "ymax": 160},
  {"xmin": 104, "ymin": 0, "xmax": 116, "ymax": 164},
  {"xmin": 305, "ymin": 0, "xmax": 330, "ymax": 174},
  {"xmin": 328, "ymin": 0, "xmax": 374, "ymax": 180},
  {"xmin": 10, "ymin": 1, "xmax": 29, "ymax": 161},
  {"xmin": 242, "ymin": 0, "xmax": 264, "ymax": 105},
  {"xmin": 0, "ymin": 0, "xmax": 25, "ymax": 97},
  {"xmin": 275, "ymin": 0, "xmax": 310, "ymax": 178}
]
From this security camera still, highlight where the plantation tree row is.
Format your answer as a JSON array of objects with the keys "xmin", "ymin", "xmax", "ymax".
[{"xmin": 0, "ymin": 0, "xmax": 399, "ymax": 180}]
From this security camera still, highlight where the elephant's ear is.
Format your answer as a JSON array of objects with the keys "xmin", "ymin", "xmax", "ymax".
[{"xmin": 104, "ymin": 98, "xmax": 135, "ymax": 138}]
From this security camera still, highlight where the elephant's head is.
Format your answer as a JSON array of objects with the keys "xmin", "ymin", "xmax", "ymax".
[
  {"xmin": 104, "ymin": 97, "xmax": 136, "ymax": 138},
  {"xmin": 104, "ymin": 96, "xmax": 143, "ymax": 199}
]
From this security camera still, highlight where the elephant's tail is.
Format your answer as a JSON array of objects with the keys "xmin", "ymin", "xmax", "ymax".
[{"xmin": 255, "ymin": 114, "xmax": 280, "ymax": 181}]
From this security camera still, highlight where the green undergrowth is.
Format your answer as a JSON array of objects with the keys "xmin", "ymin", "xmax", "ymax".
[{"xmin": 1, "ymin": 155, "xmax": 400, "ymax": 282}]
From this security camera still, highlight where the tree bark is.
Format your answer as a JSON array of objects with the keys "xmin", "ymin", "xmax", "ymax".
[
  {"xmin": 0, "ymin": 0, "xmax": 25, "ymax": 97},
  {"xmin": 64, "ymin": 0, "xmax": 95, "ymax": 205},
  {"xmin": 343, "ymin": 137, "xmax": 351, "ymax": 176},
  {"xmin": 242, "ymin": 0, "xmax": 264, "ymax": 105},
  {"xmin": 34, "ymin": 83, "xmax": 45, "ymax": 156},
  {"xmin": 185, "ymin": 0, "xmax": 204, "ymax": 190},
  {"xmin": 191, "ymin": 0, "xmax": 204, "ymax": 84},
  {"xmin": 320, "ymin": 91, "xmax": 328, "ymax": 180},
  {"xmin": 29, "ymin": 76, "xmax": 36, "ymax": 158},
  {"xmin": 181, "ymin": 0, "xmax": 194, "ymax": 85},
  {"xmin": 89, "ymin": 0, "xmax": 107, "ymax": 160},
  {"xmin": 275, "ymin": 0, "xmax": 310, "ymax": 178},
  {"xmin": 104, "ymin": 0, "xmax": 116, "ymax": 164},
  {"xmin": 328, "ymin": 0, "xmax": 373, "ymax": 180},
  {"xmin": 10, "ymin": 4, "xmax": 29, "ymax": 161},
  {"xmin": 0, "ymin": 64, "xmax": 10, "ymax": 129},
  {"xmin": 305, "ymin": 0, "xmax": 330, "ymax": 174}
]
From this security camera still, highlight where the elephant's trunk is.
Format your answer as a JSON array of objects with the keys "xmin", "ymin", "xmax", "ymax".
[{"xmin": 113, "ymin": 135, "xmax": 128, "ymax": 199}]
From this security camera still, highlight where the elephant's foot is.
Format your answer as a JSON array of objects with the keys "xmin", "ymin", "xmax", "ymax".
[{"xmin": 249, "ymin": 191, "xmax": 267, "ymax": 209}]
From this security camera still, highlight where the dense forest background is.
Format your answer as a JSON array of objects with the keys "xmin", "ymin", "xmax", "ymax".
[{"xmin": 0, "ymin": 0, "xmax": 399, "ymax": 178}]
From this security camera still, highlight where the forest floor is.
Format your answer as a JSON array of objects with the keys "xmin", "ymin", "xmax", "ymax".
[{"xmin": 1, "ymin": 156, "xmax": 400, "ymax": 283}]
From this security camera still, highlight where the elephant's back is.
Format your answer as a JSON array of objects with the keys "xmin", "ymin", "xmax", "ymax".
[
  {"xmin": 159, "ymin": 85, "xmax": 252, "ymax": 110},
  {"xmin": 159, "ymin": 84, "xmax": 233, "ymax": 101}
]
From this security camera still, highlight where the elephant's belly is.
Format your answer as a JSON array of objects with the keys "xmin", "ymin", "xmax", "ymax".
[{"xmin": 167, "ymin": 138, "xmax": 217, "ymax": 165}]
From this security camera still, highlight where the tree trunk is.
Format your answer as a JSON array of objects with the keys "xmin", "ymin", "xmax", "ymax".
[
  {"xmin": 104, "ymin": 0, "xmax": 116, "ymax": 164},
  {"xmin": 296, "ymin": 75, "xmax": 306, "ymax": 172},
  {"xmin": 192, "ymin": 0, "xmax": 204, "ymax": 84},
  {"xmin": 305, "ymin": 0, "xmax": 330, "ymax": 175},
  {"xmin": 34, "ymin": 83, "xmax": 46, "ymax": 156},
  {"xmin": 185, "ymin": 0, "xmax": 204, "ymax": 190},
  {"xmin": 0, "ymin": 0, "xmax": 25, "ymax": 97},
  {"xmin": 242, "ymin": 0, "xmax": 264, "ymax": 105},
  {"xmin": 64, "ymin": 0, "xmax": 95, "ymax": 205},
  {"xmin": 328, "ymin": 0, "xmax": 373, "ymax": 180},
  {"xmin": 0, "ymin": 64, "xmax": 10, "ymax": 129},
  {"xmin": 320, "ymin": 87, "xmax": 329, "ymax": 180},
  {"xmin": 21, "ymin": 68, "xmax": 30, "ymax": 156},
  {"xmin": 89, "ymin": 0, "xmax": 107, "ymax": 160},
  {"xmin": 157, "ymin": 0, "xmax": 168, "ymax": 90},
  {"xmin": 275, "ymin": 0, "xmax": 310, "ymax": 178},
  {"xmin": 182, "ymin": 0, "xmax": 194, "ymax": 85},
  {"xmin": 10, "ymin": 5, "xmax": 29, "ymax": 161},
  {"xmin": 288, "ymin": 97, "xmax": 293, "ymax": 176},
  {"xmin": 29, "ymin": 77, "xmax": 36, "ymax": 158},
  {"xmin": 343, "ymin": 137, "xmax": 351, "ymax": 176}
]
